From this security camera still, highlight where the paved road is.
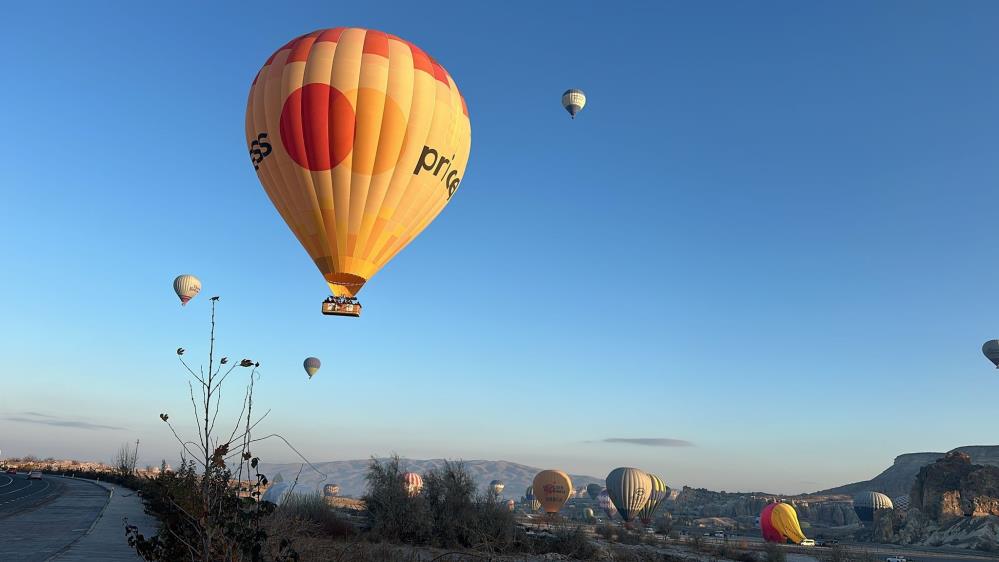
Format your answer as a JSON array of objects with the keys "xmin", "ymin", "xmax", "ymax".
[
  {"xmin": 0, "ymin": 474, "xmax": 153, "ymax": 562},
  {"xmin": 0, "ymin": 473, "xmax": 64, "ymax": 516}
]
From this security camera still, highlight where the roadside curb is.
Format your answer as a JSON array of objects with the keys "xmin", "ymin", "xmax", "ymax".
[{"xmin": 43, "ymin": 476, "xmax": 114, "ymax": 561}]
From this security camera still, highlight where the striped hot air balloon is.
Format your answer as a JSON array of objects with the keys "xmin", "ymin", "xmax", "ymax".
[
  {"xmin": 561, "ymin": 89, "xmax": 586, "ymax": 119},
  {"xmin": 605, "ymin": 467, "xmax": 651, "ymax": 522},
  {"xmin": 760, "ymin": 502, "xmax": 807, "ymax": 544},
  {"xmin": 246, "ymin": 28, "xmax": 472, "ymax": 309},
  {"xmin": 853, "ymin": 491, "xmax": 893, "ymax": 522},
  {"xmin": 322, "ymin": 483, "xmax": 340, "ymax": 497},
  {"xmin": 638, "ymin": 472, "xmax": 668, "ymax": 525},
  {"xmin": 402, "ymin": 472, "xmax": 423, "ymax": 497},
  {"xmin": 303, "ymin": 357, "xmax": 321, "ymax": 379},
  {"xmin": 597, "ymin": 489, "xmax": 617, "ymax": 519},
  {"xmin": 173, "ymin": 275, "xmax": 201, "ymax": 305}
]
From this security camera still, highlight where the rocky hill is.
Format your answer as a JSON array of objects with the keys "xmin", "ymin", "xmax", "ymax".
[
  {"xmin": 817, "ymin": 445, "xmax": 999, "ymax": 497},
  {"xmin": 258, "ymin": 458, "xmax": 604, "ymax": 499}
]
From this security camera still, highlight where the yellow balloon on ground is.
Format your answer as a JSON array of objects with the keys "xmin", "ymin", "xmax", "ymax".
[
  {"xmin": 770, "ymin": 503, "xmax": 807, "ymax": 544},
  {"xmin": 532, "ymin": 470, "xmax": 573, "ymax": 514},
  {"xmin": 246, "ymin": 28, "xmax": 472, "ymax": 298}
]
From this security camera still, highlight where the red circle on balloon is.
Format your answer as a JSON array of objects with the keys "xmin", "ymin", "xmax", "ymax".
[{"xmin": 279, "ymin": 83, "xmax": 354, "ymax": 171}]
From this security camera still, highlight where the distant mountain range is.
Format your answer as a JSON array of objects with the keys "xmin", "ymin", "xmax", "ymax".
[
  {"xmin": 258, "ymin": 458, "xmax": 605, "ymax": 499},
  {"xmin": 816, "ymin": 445, "xmax": 999, "ymax": 497}
]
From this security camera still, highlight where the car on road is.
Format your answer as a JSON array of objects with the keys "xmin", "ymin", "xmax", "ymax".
[
  {"xmin": 28, "ymin": 471, "xmax": 42, "ymax": 480},
  {"xmin": 800, "ymin": 539, "xmax": 815, "ymax": 546},
  {"xmin": 5, "ymin": 467, "xmax": 15, "ymax": 474},
  {"xmin": 713, "ymin": 531, "xmax": 726, "ymax": 538},
  {"xmin": 885, "ymin": 557, "xmax": 907, "ymax": 562}
]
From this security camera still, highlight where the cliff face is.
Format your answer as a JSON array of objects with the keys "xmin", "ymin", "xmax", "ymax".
[
  {"xmin": 819, "ymin": 445, "xmax": 999, "ymax": 498},
  {"xmin": 910, "ymin": 451, "xmax": 999, "ymax": 520},
  {"xmin": 670, "ymin": 487, "xmax": 858, "ymax": 527}
]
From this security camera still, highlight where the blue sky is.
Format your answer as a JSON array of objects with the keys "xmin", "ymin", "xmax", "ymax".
[{"xmin": 1, "ymin": 1, "xmax": 998, "ymax": 493}]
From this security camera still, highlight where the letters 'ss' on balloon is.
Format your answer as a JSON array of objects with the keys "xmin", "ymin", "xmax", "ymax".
[{"xmin": 246, "ymin": 28, "xmax": 472, "ymax": 298}]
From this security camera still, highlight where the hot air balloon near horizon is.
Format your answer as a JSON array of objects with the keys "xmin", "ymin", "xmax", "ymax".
[
  {"xmin": 173, "ymin": 275, "xmax": 201, "ymax": 306},
  {"xmin": 638, "ymin": 472, "xmax": 668, "ymax": 526},
  {"xmin": 586, "ymin": 483, "xmax": 603, "ymax": 500},
  {"xmin": 561, "ymin": 89, "xmax": 586, "ymax": 119},
  {"xmin": 402, "ymin": 472, "xmax": 423, "ymax": 497},
  {"xmin": 853, "ymin": 491, "xmax": 893, "ymax": 522},
  {"xmin": 303, "ymin": 357, "xmax": 321, "ymax": 379},
  {"xmin": 246, "ymin": 27, "xmax": 472, "ymax": 317},
  {"xmin": 533, "ymin": 470, "xmax": 573, "ymax": 514},
  {"xmin": 760, "ymin": 502, "xmax": 807, "ymax": 544},
  {"xmin": 983, "ymin": 340, "xmax": 999, "ymax": 368},
  {"xmin": 489, "ymin": 479, "xmax": 505, "ymax": 496},
  {"xmin": 606, "ymin": 467, "xmax": 651, "ymax": 522},
  {"xmin": 597, "ymin": 489, "xmax": 617, "ymax": 520},
  {"xmin": 506, "ymin": 499, "xmax": 515, "ymax": 511},
  {"xmin": 322, "ymin": 483, "xmax": 340, "ymax": 497}
]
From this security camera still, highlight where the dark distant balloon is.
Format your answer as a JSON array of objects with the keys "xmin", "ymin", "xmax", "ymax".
[
  {"xmin": 983, "ymin": 340, "xmax": 999, "ymax": 368},
  {"xmin": 586, "ymin": 483, "xmax": 603, "ymax": 500},
  {"xmin": 506, "ymin": 499, "xmax": 516, "ymax": 511},
  {"xmin": 303, "ymin": 357, "xmax": 321, "ymax": 379},
  {"xmin": 489, "ymin": 479, "xmax": 505, "ymax": 495},
  {"xmin": 853, "ymin": 491, "xmax": 893, "ymax": 522},
  {"xmin": 525, "ymin": 485, "xmax": 534, "ymax": 502}
]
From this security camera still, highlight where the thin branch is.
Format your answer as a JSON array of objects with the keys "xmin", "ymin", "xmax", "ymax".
[{"xmin": 244, "ymin": 433, "xmax": 328, "ymax": 479}]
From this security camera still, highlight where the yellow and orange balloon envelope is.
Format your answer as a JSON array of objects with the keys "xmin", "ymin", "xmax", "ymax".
[
  {"xmin": 532, "ymin": 469, "xmax": 573, "ymax": 514},
  {"xmin": 760, "ymin": 502, "xmax": 807, "ymax": 544},
  {"xmin": 245, "ymin": 28, "xmax": 472, "ymax": 298}
]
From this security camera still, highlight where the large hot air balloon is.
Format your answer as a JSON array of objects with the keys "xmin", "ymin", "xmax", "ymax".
[
  {"xmin": 853, "ymin": 491, "xmax": 893, "ymax": 522},
  {"xmin": 402, "ymin": 472, "xmax": 423, "ymax": 497},
  {"xmin": 561, "ymin": 89, "xmax": 586, "ymax": 119},
  {"xmin": 489, "ymin": 479, "xmax": 505, "ymax": 495},
  {"xmin": 605, "ymin": 467, "xmax": 651, "ymax": 522},
  {"xmin": 638, "ymin": 472, "xmax": 668, "ymax": 526},
  {"xmin": 322, "ymin": 483, "xmax": 340, "ymax": 497},
  {"xmin": 533, "ymin": 470, "xmax": 573, "ymax": 514},
  {"xmin": 597, "ymin": 489, "xmax": 618, "ymax": 519},
  {"xmin": 586, "ymin": 483, "xmax": 603, "ymax": 500},
  {"xmin": 173, "ymin": 275, "xmax": 201, "ymax": 306},
  {"xmin": 760, "ymin": 502, "xmax": 807, "ymax": 544},
  {"xmin": 983, "ymin": 340, "xmax": 999, "ymax": 368},
  {"xmin": 246, "ymin": 28, "xmax": 472, "ymax": 317},
  {"xmin": 303, "ymin": 357, "xmax": 321, "ymax": 379}
]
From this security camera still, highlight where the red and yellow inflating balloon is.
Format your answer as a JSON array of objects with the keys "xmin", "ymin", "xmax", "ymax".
[{"xmin": 246, "ymin": 28, "xmax": 471, "ymax": 298}]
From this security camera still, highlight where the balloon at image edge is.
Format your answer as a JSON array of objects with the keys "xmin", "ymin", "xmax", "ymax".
[
  {"xmin": 245, "ymin": 27, "xmax": 472, "ymax": 302},
  {"xmin": 173, "ymin": 274, "xmax": 201, "ymax": 306},
  {"xmin": 303, "ymin": 357, "xmax": 321, "ymax": 379},
  {"xmin": 532, "ymin": 470, "xmax": 573, "ymax": 514},
  {"xmin": 983, "ymin": 340, "xmax": 999, "ymax": 368}
]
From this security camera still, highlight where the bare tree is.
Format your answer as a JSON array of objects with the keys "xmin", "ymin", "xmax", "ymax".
[{"xmin": 114, "ymin": 441, "xmax": 138, "ymax": 478}]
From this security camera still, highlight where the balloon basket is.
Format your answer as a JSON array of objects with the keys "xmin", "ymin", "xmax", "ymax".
[{"xmin": 321, "ymin": 300, "xmax": 362, "ymax": 317}]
